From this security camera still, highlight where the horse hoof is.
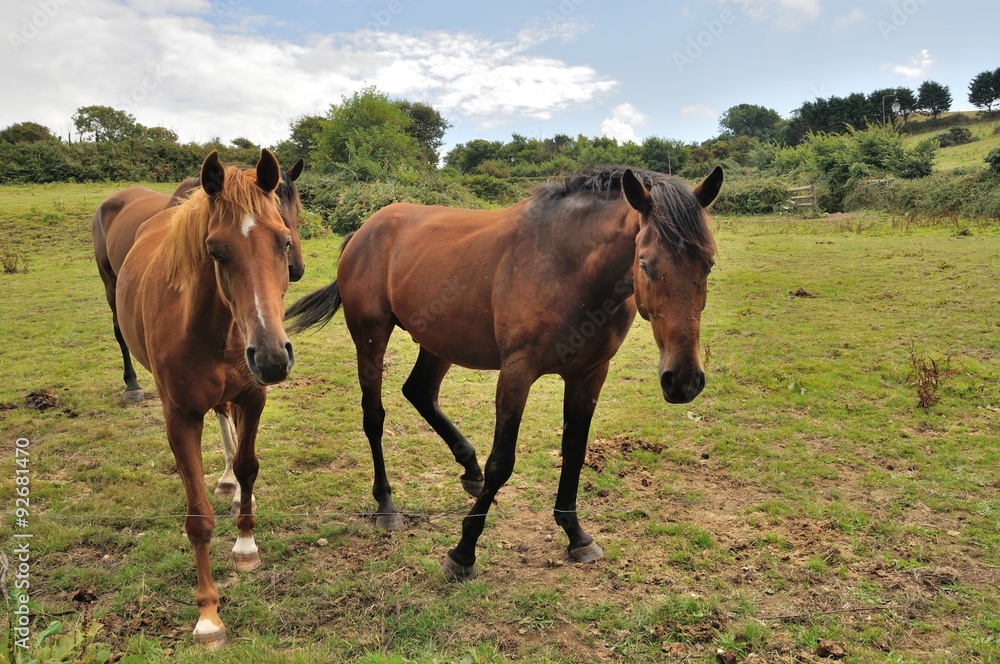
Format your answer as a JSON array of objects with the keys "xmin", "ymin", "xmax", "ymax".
[
  {"xmin": 461, "ymin": 477, "xmax": 485, "ymax": 498},
  {"xmin": 375, "ymin": 512, "xmax": 404, "ymax": 530},
  {"xmin": 192, "ymin": 625, "xmax": 227, "ymax": 650},
  {"xmin": 442, "ymin": 554, "xmax": 478, "ymax": 582},
  {"xmin": 568, "ymin": 541, "xmax": 604, "ymax": 564},
  {"xmin": 232, "ymin": 550, "xmax": 261, "ymax": 572},
  {"xmin": 214, "ymin": 483, "xmax": 236, "ymax": 499},
  {"xmin": 123, "ymin": 389, "xmax": 144, "ymax": 403}
]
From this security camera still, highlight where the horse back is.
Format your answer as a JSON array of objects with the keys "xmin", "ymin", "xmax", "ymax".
[{"xmin": 104, "ymin": 190, "xmax": 174, "ymax": 274}]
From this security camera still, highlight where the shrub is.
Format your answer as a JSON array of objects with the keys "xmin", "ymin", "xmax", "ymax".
[
  {"xmin": 986, "ymin": 147, "xmax": 1000, "ymax": 174},
  {"xmin": 712, "ymin": 177, "xmax": 790, "ymax": 215},
  {"xmin": 934, "ymin": 126, "xmax": 977, "ymax": 147}
]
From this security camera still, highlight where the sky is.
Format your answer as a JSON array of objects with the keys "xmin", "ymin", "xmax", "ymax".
[{"xmin": 2, "ymin": 0, "xmax": 996, "ymax": 157}]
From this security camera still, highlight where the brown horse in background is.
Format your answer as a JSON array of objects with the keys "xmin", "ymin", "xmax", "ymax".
[
  {"xmin": 286, "ymin": 165, "xmax": 722, "ymax": 581},
  {"xmin": 116, "ymin": 150, "xmax": 294, "ymax": 648}
]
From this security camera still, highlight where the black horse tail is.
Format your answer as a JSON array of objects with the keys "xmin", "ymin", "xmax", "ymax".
[{"xmin": 284, "ymin": 232, "xmax": 355, "ymax": 334}]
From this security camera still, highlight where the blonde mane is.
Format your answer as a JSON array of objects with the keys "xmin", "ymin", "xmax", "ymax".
[{"xmin": 162, "ymin": 166, "xmax": 279, "ymax": 290}]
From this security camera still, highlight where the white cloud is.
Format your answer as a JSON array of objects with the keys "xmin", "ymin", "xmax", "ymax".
[
  {"xmin": 884, "ymin": 48, "xmax": 934, "ymax": 79},
  {"xmin": 2, "ymin": 2, "xmax": 617, "ymax": 145},
  {"xmin": 600, "ymin": 103, "xmax": 647, "ymax": 143},
  {"xmin": 680, "ymin": 105, "xmax": 715, "ymax": 119},
  {"xmin": 724, "ymin": 0, "xmax": 820, "ymax": 30},
  {"xmin": 833, "ymin": 9, "xmax": 865, "ymax": 28}
]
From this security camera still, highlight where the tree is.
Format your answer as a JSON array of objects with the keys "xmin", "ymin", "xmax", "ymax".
[
  {"xmin": 444, "ymin": 138, "xmax": 504, "ymax": 172},
  {"xmin": 640, "ymin": 136, "xmax": 689, "ymax": 174},
  {"xmin": 868, "ymin": 87, "xmax": 915, "ymax": 127},
  {"xmin": 72, "ymin": 105, "xmax": 139, "ymax": 142},
  {"xmin": 718, "ymin": 104, "xmax": 786, "ymax": 143},
  {"xmin": 394, "ymin": 100, "xmax": 450, "ymax": 167},
  {"xmin": 311, "ymin": 87, "xmax": 423, "ymax": 179},
  {"xmin": 917, "ymin": 81, "xmax": 952, "ymax": 119},
  {"xmin": 0, "ymin": 121, "xmax": 57, "ymax": 143},
  {"xmin": 231, "ymin": 137, "xmax": 259, "ymax": 150},
  {"xmin": 140, "ymin": 125, "xmax": 178, "ymax": 143},
  {"xmin": 968, "ymin": 68, "xmax": 1000, "ymax": 111}
]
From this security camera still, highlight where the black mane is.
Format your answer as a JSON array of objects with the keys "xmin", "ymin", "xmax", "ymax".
[{"xmin": 532, "ymin": 166, "xmax": 716, "ymax": 264}]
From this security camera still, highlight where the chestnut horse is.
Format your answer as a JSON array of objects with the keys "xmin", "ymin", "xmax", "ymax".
[
  {"xmin": 93, "ymin": 159, "xmax": 304, "ymax": 507},
  {"xmin": 286, "ymin": 165, "xmax": 722, "ymax": 581},
  {"xmin": 116, "ymin": 150, "xmax": 295, "ymax": 648}
]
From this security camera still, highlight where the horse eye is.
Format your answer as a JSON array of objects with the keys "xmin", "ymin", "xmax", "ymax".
[
  {"xmin": 639, "ymin": 262, "xmax": 651, "ymax": 277},
  {"xmin": 283, "ymin": 239, "xmax": 292, "ymax": 252}
]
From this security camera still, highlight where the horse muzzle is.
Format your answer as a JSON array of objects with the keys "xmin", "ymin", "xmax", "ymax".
[
  {"xmin": 660, "ymin": 368, "xmax": 705, "ymax": 404},
  {"xmin": 245, "ymin": 341, "xmax": 294, "ymax": 385}
]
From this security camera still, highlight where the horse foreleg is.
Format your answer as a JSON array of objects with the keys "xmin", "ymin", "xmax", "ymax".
[
  {"xmin": 356, "ymin": 325, "xmax": 403, "ymax": 530},
  {"xmin": 165, "ymin": 409, "xmax": 226, "ymax": 649},
  {"xmin": 444, "ymin": 361, "xmax": 535, "ymax": 581},
  {"xmin": 230, "ymin": 393, "xmax": 264, "ymax": 572},
  {"xmin": 402, "ymin": 347, "xmax": 484, "ymax": 497},
  {"xmin": 555, "ymin": 364, "xmax": 609, "ymax": 564}
]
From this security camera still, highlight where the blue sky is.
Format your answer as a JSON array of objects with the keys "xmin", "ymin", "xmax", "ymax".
[{"xmin": 2, "ymin": 0, "xmax": 995, "ymax": 156}]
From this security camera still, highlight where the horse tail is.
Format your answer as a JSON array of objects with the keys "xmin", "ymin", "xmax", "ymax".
[{"xmin": 284, "ymin": 231, "xmax": 356, "ymax": 334}]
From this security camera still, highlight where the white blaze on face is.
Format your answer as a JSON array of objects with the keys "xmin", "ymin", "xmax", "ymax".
[
  {"xmin": 240, "ymin": 213, "xmax": 256, "ymax": 237},
  {"xmin": 254, "ymin": 290, "xmax": 266, "ymax": 330}
]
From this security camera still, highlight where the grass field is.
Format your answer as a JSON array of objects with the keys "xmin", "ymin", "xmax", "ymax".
[{"xmin": 1, "ymin": 183, "xmax": 999, "ymax": 663}]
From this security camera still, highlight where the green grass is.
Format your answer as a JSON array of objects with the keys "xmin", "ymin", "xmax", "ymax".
[{"xmin": 1, "ymin": 184, "xmax": 999, "ymax": 662}]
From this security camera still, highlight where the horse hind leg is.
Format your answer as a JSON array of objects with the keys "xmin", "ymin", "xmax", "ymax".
[
  {"xmin": 213, "ymin": 406, "xmax": 256, "ymax": 514},
  {"xmin": 100, "ymin": 263, "xmax": 143, "ymax": 401},
  {"xmin": 402, "ymin": 347, "xmax": 484, "ymax": 497}
]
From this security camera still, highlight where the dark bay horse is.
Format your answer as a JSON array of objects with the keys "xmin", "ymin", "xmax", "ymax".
[
  {"xmin": 93, "ymin": 159, "xmax": 304, "ymax": 505},
  {"xmin": 116, "ymin": 150, "xmax": 295, "ymax": 648},
  {"xmin": 286, "ymin": 165, "xmax": 722, "ymax": 581}
]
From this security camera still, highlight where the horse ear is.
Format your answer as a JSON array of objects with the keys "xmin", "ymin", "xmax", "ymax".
[
  {"xmin": 200, "ymin": 151, "xmax": 225, "ymax": 197},
  {"xmin": 256, "ymin": 149, "xmax": 280, "ymax": 193},
  {"xmin": 622, "ymin": 169, "xmax": 652, "ymax": 214},
  {"xmin": 287, "ymin": 158, "xmax": 304, "ymax": 182},
  {"xmin": 693, "ymin": 165, "xmax": 724, "ymax": 208}
]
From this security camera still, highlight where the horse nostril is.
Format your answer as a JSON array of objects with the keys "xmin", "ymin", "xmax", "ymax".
[
  {"xmin": 245, "ymin": 346, "xmax": 257, "ymax": 372},
  {"xmin": 660, "ymin": 371, "xmax": 674, "ymax": 394},
  {"xmin": 285, "ymin": 341, "xmax": 294, "ymax": 365}
]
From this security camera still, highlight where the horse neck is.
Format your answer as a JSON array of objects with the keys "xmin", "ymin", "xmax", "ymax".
[
  {"xmin": 176, "ymin": 259, "xmax": 236, "ymax": 344},
  {"xmin": 548, "ymin": 197, "xmax": 640, "ymax": 302}
]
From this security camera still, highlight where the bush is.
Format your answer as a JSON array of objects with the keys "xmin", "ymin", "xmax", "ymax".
[
  {"xmin": 986, "ymin": 148, "xmax": 1000, "ymax": 174},
  {"xmin": 934, "ymin": 126, "xmax": 977, "ymax": 147},
  {"xmin": 712, "ymin": 177, "xmax": 791, "ymax": 215},
  {"xmin": 298, "ymin": 171, "xmax": 487, "ymax": 234}
]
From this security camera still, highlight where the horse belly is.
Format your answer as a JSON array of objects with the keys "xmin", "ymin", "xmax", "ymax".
[{"xmin": 395, "ymin": 298, "xmax": 501, "ymax": 370}]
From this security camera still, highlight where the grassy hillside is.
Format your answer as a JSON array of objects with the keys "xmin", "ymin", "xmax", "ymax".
[{"xmin": 900, "ymin": 112, "xmax": 1000, "ymax": 173}]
